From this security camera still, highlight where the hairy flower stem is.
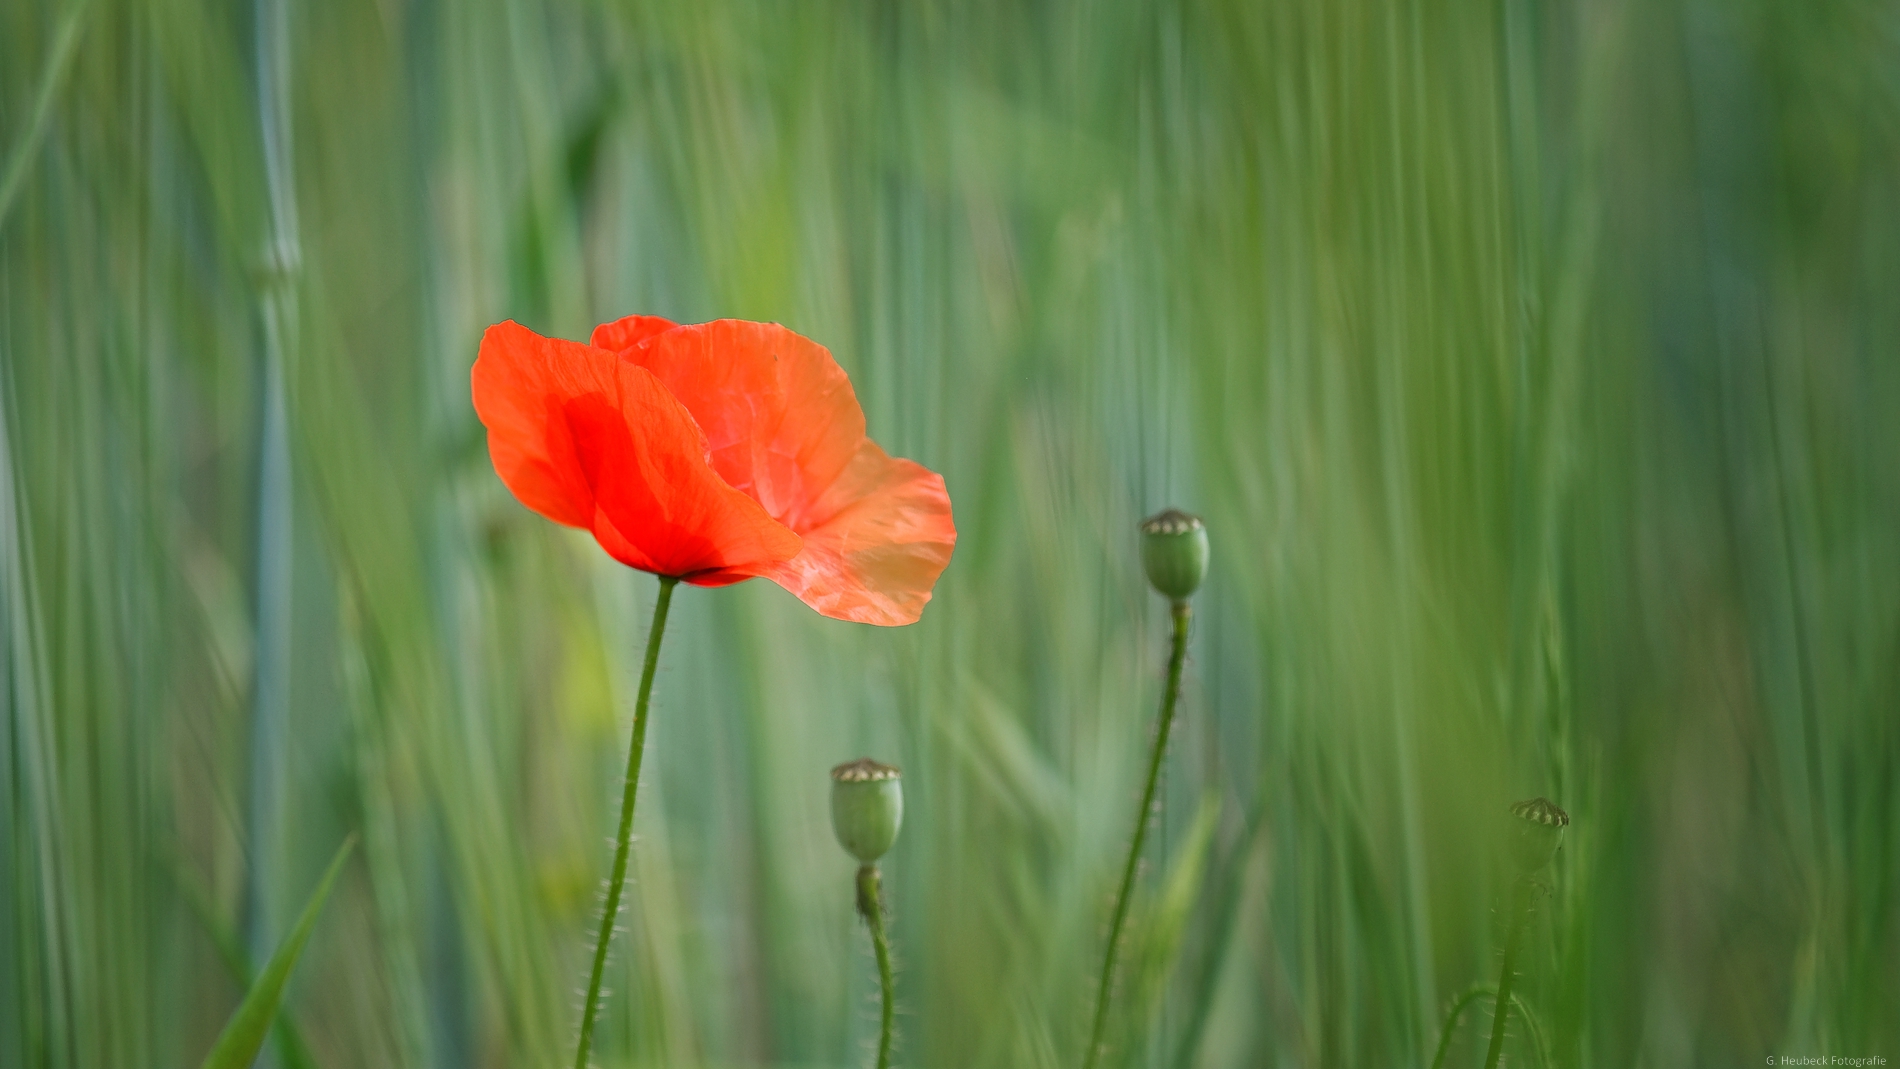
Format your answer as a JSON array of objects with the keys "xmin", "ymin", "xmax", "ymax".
[
  {"xmin": 1083, "ymin": 599, "xmax": 1191, "ymax": 1069},
  {"xmin": 858, "ymin": 864, "xmax": 896, "ymax": 1069},
  {"xmin": 574, "ymin": 575, "xmax": 677, "ymax": 1069},
  {"xmin": 1481, "ymin": 878, "xmax": 1534, "ymax": 1069}
]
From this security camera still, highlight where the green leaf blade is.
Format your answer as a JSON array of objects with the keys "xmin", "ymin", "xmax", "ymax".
[{"xmin": 197, "ymin": 835, "xmax": 356, "ymax": 1069}]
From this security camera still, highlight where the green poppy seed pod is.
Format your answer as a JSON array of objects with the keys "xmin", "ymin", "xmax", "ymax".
[
  {"xmin": 1508, "ymin": 797, "xmax": 1569, "ymax": 874},
  {"xmin": 1140, "ymin": 509, "xmax": 1208, "ymax": 602},
  {"xmin": 831, "ymin": 758, "xmax": 903, "ymax": 864}
]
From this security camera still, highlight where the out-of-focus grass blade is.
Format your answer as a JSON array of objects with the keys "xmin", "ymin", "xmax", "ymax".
[
  {"xmin": 0, "ymin": 0, "xmax": 88, "ymax": 232},
  {"xmin": 1117, "ymin": 792, "xmax": 1222, "ymax": 1062},
  {"xmin": 196, "ymin": 836, "xmax": 355, "ymax": 1069},
  {"xmin": 1168, "ymin": 795, "xmax": 1267, "ymax": 1069}
]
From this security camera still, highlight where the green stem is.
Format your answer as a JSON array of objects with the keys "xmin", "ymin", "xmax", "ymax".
[
  {"xmin": 1481, "ymin": 879, "xmax": 1533, "ymax": 1069},
  {"xmin": 859, "ymin": 864, "xmax": 896, "ymax": 1069},
  {"xmin": 1083, "ymin": 599, "xmax": 1191, "ymax": 1069},
  {"xmin": 574, "ymin": 575, "xmax": 677, "ymax": 1069}
]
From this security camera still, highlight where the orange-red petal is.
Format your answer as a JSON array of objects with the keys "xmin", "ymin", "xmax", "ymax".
[
  {"xmin": 472, "ymin": 320, "xmax": 801, "ymax": 577},
  {"xmin": 624, "ymin": 319, "xmax": 956, "ymax": 624},
  {"xmin": 471, "ymin": 321, "xmax": 606, "ymax": 529},
  {"xmin": 591, "ymin": 314, "xmax": 680, "ymax": 354},
  {"xmin": 694, "ymin": 440, "xmax": 956, "ymax": 625},
  {"xmin": 626, "ymin": 321, "xmax": 865, "ymax": 529}
]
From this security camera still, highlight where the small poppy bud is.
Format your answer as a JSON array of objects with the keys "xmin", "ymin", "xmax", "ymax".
[
  {"xmin": 1507, "ymin": 797, "xmax": 1569, "ymax": 873},
  {"xmin": 1140, "ymin": 509, "xmax": 1208, "ymax": 602},
  {"xmin": 831, "ymin": 758, "xmax": 903, "ymax": 864}
]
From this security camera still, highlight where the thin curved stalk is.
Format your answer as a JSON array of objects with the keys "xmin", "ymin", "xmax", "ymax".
[
  {"xmin": 1428, "ymin": 979, "xmax": 1542, "ymax": 1069},
  {"xmin": 1425, "ymin": 984, "xmax": 1550, "ymax": 1069},
  {"xmin": 1427, "ymin": 985, "xmax": 1494, "ymax": 1069},
  {"xmin": 1083, "ymin": 599, "xmax": 1191, "ymax": 1069},
  {"xmin": 573, "ymin": 576, "xmax": 677, "ymax": 1069},
  {"xmin": 1509, "ymin": 990, "xmax": 1551, "ymax": 1069}
]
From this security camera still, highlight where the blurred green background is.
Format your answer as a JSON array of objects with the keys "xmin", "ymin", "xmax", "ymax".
[{"xmin": 4, "ymin": 0, "xmax": 1898, "ymax": 1066}]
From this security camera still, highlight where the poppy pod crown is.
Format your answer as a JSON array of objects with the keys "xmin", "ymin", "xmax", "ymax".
[
  {"xmin": 472, "ymin": 315, "xmax": 956, "ymax": 625},
  {"xmin": 1508, "ymin": 796, "xmax": 1569, "ymax": 873}
]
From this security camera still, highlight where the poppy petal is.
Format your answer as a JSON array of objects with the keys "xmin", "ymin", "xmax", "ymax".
[
  {"xmin": 472, "ymin": 321, "xmax": 609, "ymax": 529},
  {"xmin": 564, "ymin": 367, "xmax": 803, "ymax": 577},
  {"xmin": 473, "ymin": 320, "xmax": 801, "ymax": 577},
  {"xmin": 591, "ymin": 314, "xmax": 680, "ymax": 354},
  {"xmin": 693, "ymin": 441, "xmax": 956, "ymax": 626},
  {"xmin": 626, "ymin": 320, "xmax": 865, "ymax": 531}
]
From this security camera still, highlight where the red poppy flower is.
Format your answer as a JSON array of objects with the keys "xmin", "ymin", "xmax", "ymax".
[{"xmin": 472, "ymin": 316, "xmax": 956, "ymax": 625}]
